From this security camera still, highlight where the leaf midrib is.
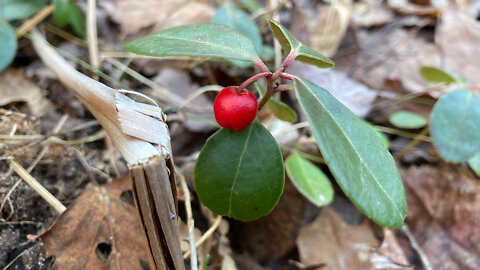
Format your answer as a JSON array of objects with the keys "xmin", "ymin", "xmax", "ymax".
[
  {"xmin": 296, "ymin": 79, "xmax": 404, "ymax": 221},
  {"xmin": 227, "ymin": 124, "xmax": 254, "ymax": 216},
  {"xmin": 139, "ymin": 34, "xmax": 258, "ymax": 60}
]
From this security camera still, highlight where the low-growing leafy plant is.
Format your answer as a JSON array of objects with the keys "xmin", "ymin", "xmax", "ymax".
[
  {"xmin": 420, "ymin": 66, "xmax": 480, "ymax": 168},
  {"xmin": 125, "ymin": 18, "xmax": 407, "ymax": 228},
  {"xmin": 0, "ymin": 0, "xmax": 85, "ymax": 72}
]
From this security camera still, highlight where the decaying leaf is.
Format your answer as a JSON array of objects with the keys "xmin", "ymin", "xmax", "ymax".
[
  {"xmin": 296, "ymin": 207, "xmax": 379, "ymax": 269},
  {"xmin": 0, "ymin": 69, "xmax": 52, "ymax": 116},
  {"xmin": 102, "ymin": 0, "xmax": 214, "ymax": 37},
  {"xmin": 289, "ymin": 62, "xmax": 377, "ymax": 118},
  {"xmin": 41, "ymin": 175, "xmax": 153, "ymax": 269},
  {"xmin": 370, "ymin": 229, "xmax": 411, "ymax": 269},
  {"xmin": 402, "ymin": 165, "xmax": 480, "ymax": 269}
]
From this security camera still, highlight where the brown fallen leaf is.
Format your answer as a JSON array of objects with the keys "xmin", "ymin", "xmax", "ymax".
[
  {"xmin": 233, "ymin": 179, "xmax": 307, "ymax": 265},
  {"xmin": 296, "ymin": 207, "xmax": 379, "ymax": 270},
  {"xmin": 102, "ymin": 0, "xmax": 214, "ymax": 37},
  {"xmin": 0, "ymin": 69, "xmax": 52, "ymax": 116},
  {"xmin": 41, "ymin": 175, "xmax": 153, "ymax": 269},
  {"xmin": 352, "ymin": 1, "xmax": 394, "ymax": 28},
  {"xmin": 402, "ymin": 165, "xmax": 480, "ymax": 269},
  {"xmin": 370, "ymin": 229, "xmax": 411, "ymax": 269}
]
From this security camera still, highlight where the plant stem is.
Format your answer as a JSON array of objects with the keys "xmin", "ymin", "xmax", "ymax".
[
  {"xmin": 254, "ymin": 60, "xmax": 270, "ymax": 73},
  {"xmin": 238, "ymin": 72, "xmax": 272, "ymax": 92},
  {"xmin": 279, "ymin": 73, "xmax": 294, "ymax": 80},
  {"xmin": 258, "ymin": 76, "xmax": 274, "ymax": 110}
]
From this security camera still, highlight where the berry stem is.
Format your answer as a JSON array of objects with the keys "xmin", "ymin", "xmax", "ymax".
[
  {"xmin": 254, "ymin": 60, "xmax": 270, "ymax": 73},
  {"xmin": 258, "ymin": 51, "xmax": 297, "ymax": 110},
  {"xmin": 237, "ymin": 72, "xmax": 272, "ymax": 92}
]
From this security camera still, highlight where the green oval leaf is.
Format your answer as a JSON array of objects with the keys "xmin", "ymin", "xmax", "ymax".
[
  {"xmin": 364, "ymin": 121, "xmax": 390, "ymax": 149},
  {"xmin": 1, "ymin": 0, "xmax": 45, "ymax": 20},
  {"xmin": 0, "ymin": 23, "xmax": 17, "ymax": 72},
  {"xmin": 68, "ymin": 2, "xmax": 85, "ymax": 37},
  {"xmin": 285, "ymin": 154, "xmax": 334, "ymax": 207},
  {"xmin": 194, "ymin": 120, "xmax": 284, "ymax": 221},
  {"xmin": 430, "ymin": 89, "xmax": 480, "ymax": 163},
  {"xmin": 255, "ymin": 82, "xmax": 297, "ymax": 123},
  {"xmin": 124, "ymin": 23, "xmax": 260, "ymax": 62},
  {"xmin": 53, "ymin": 0, "xmax": 69, "ymax": 27},
  {"xmin": 267, "ymin": 20, "xmax": 334, "ymax": 69},
  {"xmin": 293, "ymin": 78, "xmax": 406, "ymax": 228},
  {"xmin": 213, "ymin": 2, "xmax": 262, "ymax": 52},
  {"xmin": 419, "ymin": 66, "xmax": 456, "ymax": 85},
  {"xmin": 468, "ymin": 153, "xmax": 480, "ymax": 178},
  {"xmin": 389, "ymin": 111, "xmax": 427, "ymax": 129}
]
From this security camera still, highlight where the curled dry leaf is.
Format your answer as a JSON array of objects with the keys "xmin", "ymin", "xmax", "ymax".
[
  {"xmin": 296, "ymin": 207, "xmax": 379, "ymax": 270},
  {"xmin": 0, "ymin": 69, "xmax": 52, "ymax": 116},
  {"xmin": 41, "ymin": 175, "xmax": 153, "ymax": 269}
]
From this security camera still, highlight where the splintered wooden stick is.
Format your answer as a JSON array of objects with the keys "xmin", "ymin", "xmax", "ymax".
[{"xmin": 31, "ymin": 28, "xmax": 185, "ymax": 270}]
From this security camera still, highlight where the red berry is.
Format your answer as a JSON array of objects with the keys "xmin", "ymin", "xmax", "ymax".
[{"xmin": 213, "ymin": 86, "xmax": 258, "ymax": 131}]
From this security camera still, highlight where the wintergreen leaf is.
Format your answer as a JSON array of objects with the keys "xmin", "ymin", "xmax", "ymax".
[
  {"xmin": 389, "ymin": 111, "xmax": 427, "ymax": 129},
  {"xmin": 1, "ymin": 0, "xmax": 45, "ymax": 20},
  {"xmin": 68, "ymin": 2, "xmax": 85, "ymax": 37},
  {"xmin": 0, "ymin": 23, "xmax": 17, "ymax": 72},
  {"xmin": 419, "ymin": 66, "xmax": 456, "ymax": 85},
  {"xmin": 240, "ymin": 0, "xmax": 261, "ymax": 12},
  {"xmin": 430, "ymin": 89, "xmax": 480, "ymax": 163},
  {"xmin": 285, "ymin": 154, "xmax": 334, "ymax": 207},
  {"xmin": 260, "ymin": 44, "xmax": 275, "ymax": 61},
  {"xmin": 267, "ymin": 20, "xmax": 334, "ymax": 69},
  {"xmin": 125, "ymin": 23, "xmax": 260, "ymax": 63},
  {"xmin": 364, "ymin": 121, "xmax": 390, "ymax": 149},
  {"xmin": 468, "ymin": 153, "xmax": 480, "ymax": 178},
  {"xmin": 293, "ymin": 78, "xmax": 406, "ymax": 228},
  {"xmin": 194, "ymin": 120, "xmax": 284, "ymax": 221},
  {"xmin": 213, "ymin": 2, "xmax": 262, "ymax": 52},
  {"xmin": 255, "ymin": 82, "xmax": 297, "ymax": 123},
  {"xmin": 53, "ymin": 0, "xmax": 69, "ymax": 27}
]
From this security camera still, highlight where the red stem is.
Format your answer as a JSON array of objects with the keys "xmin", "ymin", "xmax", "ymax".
[
  {"xmin": 281, "ymin": 50, "xmax": 297, "ymax": 70},
  {"xmin": 279, "ymin": 73, "xmax": 294, "ymax": 80},
  {"xmin": 254, "ymin": 60, "xmax": 270, "ymax": 73},
  {"xmin": 237, "ymin": 72, "xmax": 272, "ymax": 92}
]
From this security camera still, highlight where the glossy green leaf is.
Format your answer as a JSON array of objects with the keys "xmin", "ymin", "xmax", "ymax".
[
  {"xmin": 420, "ymin": 66, "xmax": 456, "ymax": 85},
  {"xmin": 267, "ymin": 20, "xmax": 334, "ymax": 69},
  {"xmin": 240, "ymin": 0, "xmax": 261, "ymax": 12},
  {"xmin": 364, "ymin": 121, "xmax": 390, "ymax": 149},
  {"xmin": 255, "ymin": 82, "xmax": 297, "ymax": 123},
  {"xmin": 68, "ymin": 2, "xmax": 85, "ymax": 37},
  {"xmin": 194, "ymin": 120, "xmax": 284, "ymax": 221},
  {"xmin": 213, "ymin": 2, "xmax": 262, "ymax": 52},
  {"xmin": 430, "ymin": 89, "xmax": 480, "ymax": 162},
  {"xmin": 125, "ymin": 23, "xmax": 260, "ymax": 63},
  {"xmin": 285, "ymin": 154, "xmax": 334, "ymax": 207},
  {"xmin": 468, "ymin": 153, "xmax": 480, "ymax": 178},
  {"xmin": 53, "ymin": 0, "xmax": 69, "ymax": 27},
  {"xmin": 293, "ymin": 78, "xmax": 406, "ymax": 228},
  {"xmin": 260, "ymin": 44, "xmax": 275, "ymax": 61},
  {"xmin": 389, "ymin": 111, "xmax": 427, "ymax": 129},
  {"xmin": 0, "ymin": 23, "xmax": 17, "ymax": 72},
  {"xmin": 1, "ymin": 0, "xmax": 45, "ymax": 20}
]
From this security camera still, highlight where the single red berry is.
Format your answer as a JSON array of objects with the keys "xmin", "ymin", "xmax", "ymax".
[{"xmin": 213, "ymin": 86, "xmax": 258, "ymax": 131}]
